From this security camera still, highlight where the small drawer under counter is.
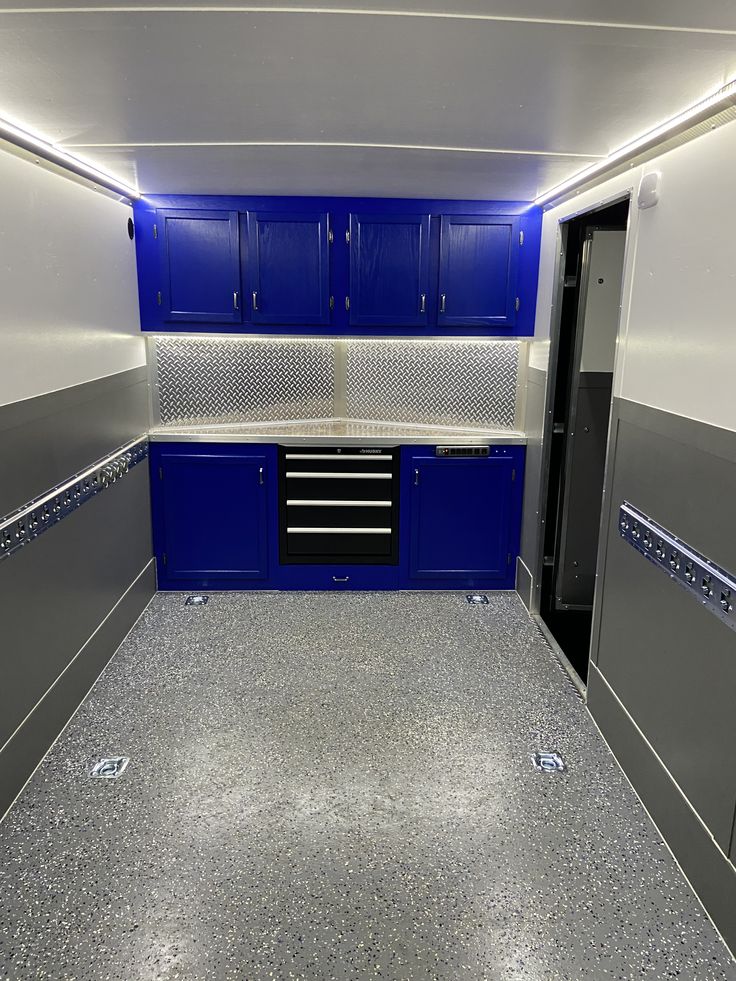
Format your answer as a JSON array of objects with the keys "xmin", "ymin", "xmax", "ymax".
[{"xmin": 278, "ymin": 446, "xmax": 400, "ymax": 565}]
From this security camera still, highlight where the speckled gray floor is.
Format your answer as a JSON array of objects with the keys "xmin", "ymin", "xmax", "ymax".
[{"xmin": 0, "ymin": 591, "xmax": 734, "ymax": 981}]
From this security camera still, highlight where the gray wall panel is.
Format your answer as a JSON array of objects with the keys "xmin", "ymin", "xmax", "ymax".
[
  {"xmin": 590, "ymin": 399, "xmax": 736, "ymax": 878},
  {"xmin": 0, "ymin": 561, "xmax": 155, "ymax": 819},
  {"xmin": 0, "ymin": 367, "xmax": 148, "ymax": 516},
  {"xmin": 0, "ymin": 463, "xmax": 152, "ymax": 749},
  {"xmin": 588, "ymin": 663, "xmax": 736, "ymax": 956}
]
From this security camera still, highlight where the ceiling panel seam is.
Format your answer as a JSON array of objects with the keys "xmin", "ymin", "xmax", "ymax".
[
  {"xmin": 1, "ymin": 7, "xmax": 736, "ymax": 37},
  {"xmin": 61, "ymin": 142, "xmax": 604, "ymax": 159}
]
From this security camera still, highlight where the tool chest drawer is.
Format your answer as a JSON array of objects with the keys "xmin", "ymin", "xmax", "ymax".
[{"xmin": 279, "ymin": 446, "xmax": 399, "ymax": 565}]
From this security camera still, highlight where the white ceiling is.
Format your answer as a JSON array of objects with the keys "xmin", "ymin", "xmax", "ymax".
[{"xmin": 1, "ymin": 2, "xmax": 736, "ymax": 199}]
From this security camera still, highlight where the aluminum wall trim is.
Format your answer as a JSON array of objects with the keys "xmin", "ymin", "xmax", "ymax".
[{"xmin": 529, "ymin": 221, "xmax": 566, "ymax": 611}]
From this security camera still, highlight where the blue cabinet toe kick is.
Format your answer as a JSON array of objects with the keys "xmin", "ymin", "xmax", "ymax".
[{"xmin": 150, "ymin": 442, "xmax": 524, "ymax": 591}]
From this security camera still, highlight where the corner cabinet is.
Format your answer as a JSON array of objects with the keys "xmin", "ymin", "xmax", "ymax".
[
  {"xmin": 150, "ymin": 444, "xmax": 275, "ymax": 587},
  {"xmin": 158, "ymin": 210, "xmax": 242, "ymax": 324},
  {"xmin": 403, "ymin": 446, "xmax": 524, "ymax": 588},
  {"xmin": 438, "ymin": 215, "xmax": 520, "ymax": 329},
  {"xmin": 245, "ymin": 211, "xmax": 331, "ymax": 325},
  {"xmin": 348, "ymin": 213, "xmax": 431, "ymax": 327}
]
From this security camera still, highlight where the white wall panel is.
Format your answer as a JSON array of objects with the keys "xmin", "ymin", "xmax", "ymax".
[
  {"xmin": 0, "ymin": 147, "xmax": 144, "ymax": 407},
  {"xmin": 617, "ymin": 123, "xmax": 736, "ymax": 431},
  {"xmin": 534, "ymin": 120, "xmax": 736, "ymax": 433}
]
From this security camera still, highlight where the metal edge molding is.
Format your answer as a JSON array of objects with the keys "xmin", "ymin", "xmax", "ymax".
[
  {"xmin": 0, "ymin": 436, "xmax": 149, "ymax": 562},
  {"xmin": 618, "ymin": 501, "xmax": 736, "ymax": 634}
]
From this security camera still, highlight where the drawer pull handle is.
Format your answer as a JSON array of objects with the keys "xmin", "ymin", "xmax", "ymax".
[
  {"xmin": 333, "ymin": 576, "xmax": 350, "ymax": 583},
  {"xmin": 285, "ymin": 472, "xmax": 391, "ymax": 480},
  {"xmin": 286, "ymin": 499, "xmax": 391, "ymax": 507},
  {"xmin": 287, "ymin": 527, "xmax": 392, "ymax": 534}
]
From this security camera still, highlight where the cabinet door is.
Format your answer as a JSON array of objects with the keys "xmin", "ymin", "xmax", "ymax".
[
  {"xmin": 409, "ymin": 455, "xmax": 515, "ymax": 580},
  {"xmin": 438, "ymin": 215, "xmax": 520, "ymax": 329},
  {"xmin": 246, "ymin": 211, "xmax": 330, "ymax": 325},
  {"xmin": 159, "ymin": 452, "xmax": 268, "ymax": 580},
  {"xmin": 159, "ymin": 210, "xmax": 241, "ymax": 323},
  {"xmin": 349, "ymin": 213, "xmax": 431, "ymax": 327}
]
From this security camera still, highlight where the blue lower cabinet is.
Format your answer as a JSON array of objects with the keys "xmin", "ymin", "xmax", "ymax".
[
  {"xmin": 150, "ymin": 442, "xmax": 524, "ymax": 591},
  {"xmin": 401, "ymin": 446, "xmax": 524, "ymax": 589},
  {"xmin": 151, "ymin": 443, "xmax": 276, "ymax": 588}
]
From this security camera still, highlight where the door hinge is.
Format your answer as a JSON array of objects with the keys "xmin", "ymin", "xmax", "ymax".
[
  {"xmin": 345, "ymin": 229, "xmax": 350, "ymax": 245},
  {"xmin": 345, "ymin": 296, "xmax": 350, "ymax": 311},
  {"xmin": 328, "ymin": 228, "xmax": 334, "ymax": 244},
  {"xmin": 511, "ymin": 468, "xmax": 516, "ymax": 482},
  {"xmin": 515, "ymin": 297, "xmax": 520, "ymax": 312},
  {"xmin": 158, "ymin": 466, "xmax": 163, "ymax": 481},
  {"xmin": 519, "ymin": 230, "xmax": 524, "ymax": 246},
  {"xmin": 162, "ymin": 552, "xmax": 167, "ymax": 566},
  {"xmin": 156, "ymin": 291, "xmax": 162, "ymax": 306},
  {"xmin": 153, "ymin": 223, "xmax": 158, "ymax": 239}
]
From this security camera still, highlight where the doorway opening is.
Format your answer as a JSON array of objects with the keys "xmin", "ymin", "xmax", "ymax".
[{"xmin": 539, "ymin": 198, "xmax": 630, "ymax": 684}]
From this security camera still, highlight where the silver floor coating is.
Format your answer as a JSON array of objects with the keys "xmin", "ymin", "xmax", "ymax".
[{"xmin": 0, "ymin": 591, "xmax": 734, "ymax": 981}]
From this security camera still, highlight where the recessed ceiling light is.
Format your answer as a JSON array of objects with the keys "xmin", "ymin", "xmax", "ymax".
[
  {"xmin": 535, "ymin": 77, "xmax": 736, "ymax": 206},
  {"xmin": 0, "ymin": 114, "xmax": 140, "ymax": 200}
]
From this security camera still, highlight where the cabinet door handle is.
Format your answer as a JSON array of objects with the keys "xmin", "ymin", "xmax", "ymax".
[
  {"xmin": 440, "ymin": 293, "xmax": 446, "ymax": 314},
  {"xmin": 420, "ymin": 293, "xmax": 426, "ymax": 313},
  {"xmin": 259, "ymin": 466, "xmax": 264, "ymax": 486},
  {"xmin": 252, "ymin": 291, "xmax": 259, "ymax": 311},
  {"xmin": 233, "ymin": 291, "xmax": 239, "ymax": 311},
  {"xmin": 414, "ymin": 468, "xmax": 420, "ymax": 486}
]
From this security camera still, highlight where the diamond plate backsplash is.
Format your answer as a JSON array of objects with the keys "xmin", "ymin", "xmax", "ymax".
[
  {"xmin": 153, "ymin": 336, "xmax": 523, "ymax": 430},
  {"xmin": 154, "ymin": 336, "xmax": 335, "ymax": 425},
  {"xmin": 345, "ymin": 340, "xmax": 520, "ymax": 430}
]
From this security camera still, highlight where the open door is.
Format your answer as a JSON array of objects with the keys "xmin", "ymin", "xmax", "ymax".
[{"xmin": 540, "ymin": 201, "xmax": 629, "ymax": 682}]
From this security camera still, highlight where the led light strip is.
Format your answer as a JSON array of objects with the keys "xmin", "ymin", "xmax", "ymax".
[
  {"xmin": 619, "ymin": 502, "xmax": 736, "ymax": 634},
  {"xmin": 535, "ymin": 77, "xmax": 736, "ymax": 206},
  {"xmin": 0, "ymin": 115, "xmax": 141, "ymax": 200},
  {"xmin": 0, "ymin": 436, "xmax": 149, "ymax": 561}
]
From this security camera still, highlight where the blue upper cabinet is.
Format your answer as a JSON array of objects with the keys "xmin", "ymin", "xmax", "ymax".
[
  {"xmin": 246, "ymin": 211, "xmax": 331, "ymax": 325},
  {"xmin": 158, "ymin": 209, "xmax": 242, "ymax": 324},
  {"xmin": 437, "ymin": 215, "xmax": 521, "ymax": 329},
  {"xmin": 136, "ymin": 197, "xmax": 541, "ymax": 336},
  {"xmin": 349, "ymin": 213, "xmax": 431, "ymax": 327}
]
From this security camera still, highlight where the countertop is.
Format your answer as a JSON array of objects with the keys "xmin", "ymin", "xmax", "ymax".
[{"xmin": 148, "ymin": 419, "xmax": 527, "ymax": 445}]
